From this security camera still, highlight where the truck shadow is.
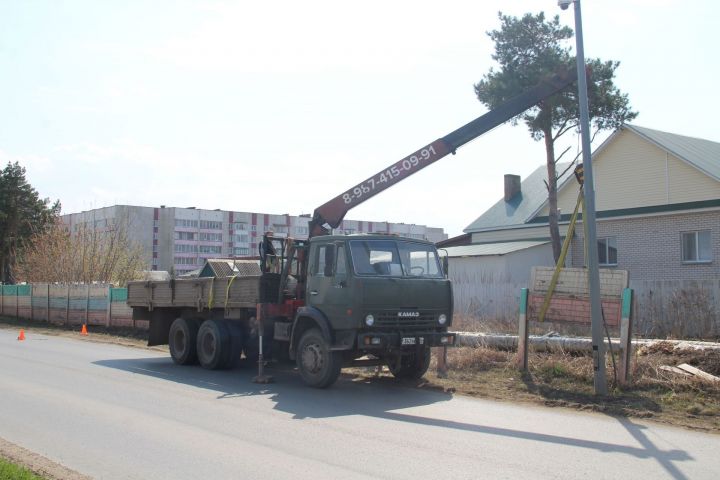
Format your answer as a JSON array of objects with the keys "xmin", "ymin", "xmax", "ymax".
[
  {"xmin": 94, "ymin": 356, "xmax": 694, "ymax": 470},
  {"xmin": 93, "ymin": 356, "xmax": 453, "ymax": 419}
]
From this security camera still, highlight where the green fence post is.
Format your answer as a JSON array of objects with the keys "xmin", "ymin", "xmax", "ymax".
[
  {"xmin": 619, "ymin": 288, "xmax": 634, "ymax": 386},
  {"xmin": 516, "ymin": 288, "xmax": 529, "ymax": 371}
]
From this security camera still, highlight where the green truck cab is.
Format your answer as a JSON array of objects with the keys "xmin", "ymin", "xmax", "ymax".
[{"xmin": 291, "ymin": 234, "xmax": 455, "ymax": 387}]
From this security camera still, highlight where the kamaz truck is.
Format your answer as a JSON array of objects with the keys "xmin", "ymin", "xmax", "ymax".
[{"xmin": 127, "ymin": 69, "xmax": 577, "ymax": 387}]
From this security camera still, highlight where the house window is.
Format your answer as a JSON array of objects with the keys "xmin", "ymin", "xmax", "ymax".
[
  {"xmin": 174, "ymin": 231, "xmax": 196, "ymax": 241},
  {"xmin": 175, "ymin": 219, "xmax": 198, "ymax": 228},
  {"xmin": 198, "ymin": 232, "xmax": 222, "ymax": 242},
  {"xmin": 199, "ymin": 220, "xmax": 222, "ymax": 230},
  {"xmin": 597, "ymin": 237, "xmax": 617, "ymax": 266},
  {"xmin": 682, "ymin": 230, "xmax": 711, "ymax": 263}
]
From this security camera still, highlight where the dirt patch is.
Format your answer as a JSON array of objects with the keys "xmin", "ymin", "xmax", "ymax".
[{"xmin": 0, "ymin": 437, "xmax": 91, "ymax": 480}]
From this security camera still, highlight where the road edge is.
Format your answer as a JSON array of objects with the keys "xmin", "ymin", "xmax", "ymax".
[{"xmin": 0, "ymin": 437, "xmax": 92, "ymax": 480}]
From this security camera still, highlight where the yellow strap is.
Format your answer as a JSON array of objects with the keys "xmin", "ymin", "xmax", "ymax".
[
  {"xmin": 225, "ymin": 275, "xmax": 237, "ymax": 309},
  {"xmin": 538, "ymin": 188, "xmax": 584, "ymax": 322},
  {"xmin": 208, "ymin": 277, "xmax": 215, "ymax": 310}
]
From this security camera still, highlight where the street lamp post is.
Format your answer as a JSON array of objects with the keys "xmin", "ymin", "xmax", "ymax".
[{"xmin": 559, "ymin": 0, "xmax": 607, "ymax": 395}]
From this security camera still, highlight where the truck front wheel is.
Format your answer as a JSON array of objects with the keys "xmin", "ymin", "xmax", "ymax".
[
  {"xmin": 169, "ymin": 317, "xmax": 199, "ymax": 365},
  {"xmin": 196, "ymin": 319, "xmax": 231, "ymax": 370},
  {"xmin": 388, "ymin": 346, "xmax": 431, "ymax": 380},
  {"xmin": 296, "ymin": 328, "xmax": 342, "ymax": 388}
]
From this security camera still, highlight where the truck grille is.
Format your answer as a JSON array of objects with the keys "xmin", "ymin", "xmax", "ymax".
[{"xmin": 374, "ymin": 312, "xmax": 438, "ymax": 329}]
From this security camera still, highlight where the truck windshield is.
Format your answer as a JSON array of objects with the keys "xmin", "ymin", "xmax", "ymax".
[{"xmin": 348, "ymin": 239, "xmax": 443, "ymax": 278}]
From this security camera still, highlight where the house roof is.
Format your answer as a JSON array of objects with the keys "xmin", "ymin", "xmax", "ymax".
[
  {"xmin": 464, "ymin": 124, "xmax": 720, "ymax": 236},
  {"xmin": 625, "ymin": 125, "xmax": 720, "ymax": 182},
  {"xmin": 463, "ymin": 163, "xmax": 575, "ymax": 233},
  {"xmin": 439, "ymin": 240, "xmax": 550, "ymax": 258},
  {"xmin": 436, "ymin": 233, "xmax": 471, "ymax": 248}
]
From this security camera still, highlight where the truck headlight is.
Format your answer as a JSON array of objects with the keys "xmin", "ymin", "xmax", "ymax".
[
  {"xmin": 438, "ymin": 314, "xmax": 447, "ymax": 325},
  {"xmin": 365, "ymin": 314, "xmax": 375, "ymax": 326}
]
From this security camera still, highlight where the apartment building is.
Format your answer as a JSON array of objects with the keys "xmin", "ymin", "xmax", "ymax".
[{"xmin": 62, "ymin": 205, "xmax": 448, "ymax": 275}]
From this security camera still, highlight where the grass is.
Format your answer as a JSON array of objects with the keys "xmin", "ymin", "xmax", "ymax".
[{"xmin": 0, "ymin": 458, "xmax": 44, "ymax": 480}]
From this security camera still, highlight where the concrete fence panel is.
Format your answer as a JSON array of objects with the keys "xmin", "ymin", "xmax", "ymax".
[
  {"xmin": 1, "ymin": 285, "xmax": 18, "ymax": 317},
  {"xmin": 16, "ymin": 285, "xmax": 32, "ymax": 319},
  {"xmin": 1, "ymin": 284, "xmax": 148, "ymax": 331},
  {"xmin": 67, "ymin": 285, "xmax": 90, "ymax": 326},
  {"xmin": 109, "ymin": 288, "xmax": 137, "ymax": 329},
  {"xmin": 48, "ymin": 284, "xmax": 70, "ymax": 325},
  {"xmin": 87, "ymin": 284, "xmax": 111, "ymax": 326},
  {"xmin": 31, "ymin": 283, "xmax": 50, "ymax": 322}
]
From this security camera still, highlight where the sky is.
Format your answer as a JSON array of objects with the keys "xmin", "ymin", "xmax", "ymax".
[{"xmin": 1, "ymin": 0, "xmax": 718, "ymax": 237}]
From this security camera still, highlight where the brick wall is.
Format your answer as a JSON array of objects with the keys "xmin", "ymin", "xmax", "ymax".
[{"xmin": 570, "ymin": 209, "xmax": 720, "ymax": 282}]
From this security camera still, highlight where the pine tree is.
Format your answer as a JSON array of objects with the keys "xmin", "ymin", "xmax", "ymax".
[
  {"xmin": 475, "ymin": 12, "xmax": 637, "ymax": 261},
  {"xmin": 0, "ymin": 162, "xmax": 60, "ymax": 283}
]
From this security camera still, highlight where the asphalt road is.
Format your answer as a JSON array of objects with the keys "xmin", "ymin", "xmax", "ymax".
[{"xmin": 1, "ymin": 329, "xmax": 718, "ymax": 480}]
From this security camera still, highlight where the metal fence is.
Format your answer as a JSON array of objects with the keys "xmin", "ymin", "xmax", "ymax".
[{"xmin": 0, "ymin": 283, "xmax": 147, "ymax": 330}]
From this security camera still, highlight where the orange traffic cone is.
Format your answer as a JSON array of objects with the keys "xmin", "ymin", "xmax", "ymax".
[
  {"xmin": 80, "ymin": 324, "xmax": 88, "ymax": 336},
  {"xmin": 17, "ymin": 329, "xmax": 26, "ymax": 341}
]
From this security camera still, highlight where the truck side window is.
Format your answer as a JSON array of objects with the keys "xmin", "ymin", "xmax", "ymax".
[
  {"xmin": 315, "ymin": 246, "xmax": 326, "ymax": 276},
  {"xmin": 323, "ymin": 245, "xmax": 335, "ymax": 277},
  {"xmin": 315, "ymin": 245, "xmax": 335, "ymax": 277},
  {"xmin": 335, "ymin": 245, "xmax": 346, "ymax": 277}
]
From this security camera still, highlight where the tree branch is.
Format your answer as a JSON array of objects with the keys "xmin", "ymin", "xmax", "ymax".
[{"xmin": 555, "ymin": 145, "xmax": 572, "ymax": 163}]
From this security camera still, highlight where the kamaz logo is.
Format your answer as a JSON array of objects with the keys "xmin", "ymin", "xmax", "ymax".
[{"xmin": 397, "ymin": 311, "xmax": 420, "ymax": 318}]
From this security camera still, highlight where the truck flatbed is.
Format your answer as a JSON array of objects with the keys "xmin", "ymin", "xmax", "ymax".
[{"xmin": 127, "ymin": 276, "xmax": 260, "ymax": 311}]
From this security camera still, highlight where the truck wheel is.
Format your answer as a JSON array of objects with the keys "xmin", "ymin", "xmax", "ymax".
[
  {"xmin": 169, "ymin": 317, "xmax": 199, "ymax": 365},
  {"xmin": 296, "ymin": 328, "xmax": 342, "ymax": 388},
  {"xmin": 388, "ymin": 346, "xmax": 431, "ymax": 380},
  {"xmin": 196, "ymin": 319, "xmax": 231, "ymax": 370}
]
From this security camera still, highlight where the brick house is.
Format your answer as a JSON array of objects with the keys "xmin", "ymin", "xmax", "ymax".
[{"xmin": 456, "ymin": 125, "xmax": 720, "ymax": 336}]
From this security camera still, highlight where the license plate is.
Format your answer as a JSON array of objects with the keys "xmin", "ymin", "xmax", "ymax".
[{"xmin": 401, "ymin": 337, "xmax": 416, "ymax": 345}]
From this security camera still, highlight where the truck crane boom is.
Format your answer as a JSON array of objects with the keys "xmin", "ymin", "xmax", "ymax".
[{"xmin": 308, "ymin": 68, "xmax": 578, "ymax": 238}]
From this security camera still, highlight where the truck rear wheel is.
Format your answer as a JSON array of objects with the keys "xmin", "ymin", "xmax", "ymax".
[
  {"xmin": 169, "ymin": 317, "xmax": 199, "ymax": 365},
  {"xmin": 388, "ymin": 346, "xmax": 431, "ymax": 380},
  {"xmin": 296, "ymin": 328, "xmax": 342, "ymax": 388},
  {"xmin": 197, "ymin": 319, "xmax": 231, "ymax": 370}
]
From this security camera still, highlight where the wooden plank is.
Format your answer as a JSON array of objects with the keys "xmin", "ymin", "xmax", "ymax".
[
  {"xmin": 659, "ymin": 365, "xmax": 692, "ymax": 376},
  {"xmin": 676, "ymin": 363, "xmax": 720, "ymax": 383}
]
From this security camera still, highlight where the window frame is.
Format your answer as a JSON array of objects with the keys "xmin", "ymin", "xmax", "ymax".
[
  {"xmin": 597, "ymin": 236, "xmax": 618, "ymax": 267},
  {"xmin": 681, "ymin": 230, "xmax": 712, "ymax": 264}
]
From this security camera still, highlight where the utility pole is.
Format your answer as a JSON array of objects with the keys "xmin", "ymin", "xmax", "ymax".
[{"xmin": 559, "ymin": 0, "xmax": 607, "ymax": 395}]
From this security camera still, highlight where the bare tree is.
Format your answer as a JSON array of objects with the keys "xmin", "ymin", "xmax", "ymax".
[{"xmin": 16, "ymin": 213, "xmax": 148, "ymax": 286}]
